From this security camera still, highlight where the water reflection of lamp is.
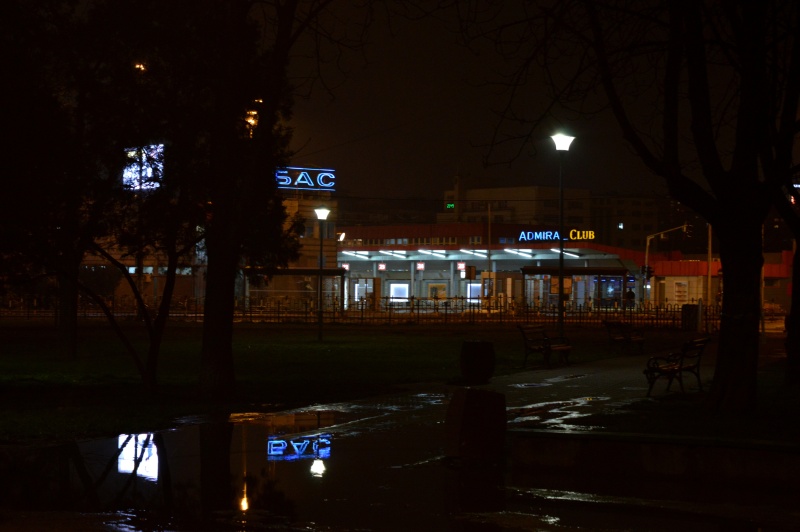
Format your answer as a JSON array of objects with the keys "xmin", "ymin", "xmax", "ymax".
[
  {"xmin": 310, "ymin": 458, "xmax": 326, "ymax": 477},
  {"xmin": 240, "ymin": 486, "xmax": 249, "ymax": 511},
  {"xmin": 240, "ymin": 424, "xmax": 249, "ymax": 512}
]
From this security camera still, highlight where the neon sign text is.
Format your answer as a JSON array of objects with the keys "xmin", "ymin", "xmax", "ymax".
[
  {"xmin": 519, "ymin": 231, "xmax": 561, "ymax": 242},
  {"xmin": 518, "ymin": 229, "xmax": 596, "ymax": 242},
  {"xmin": 276, "ymin": 167, "xmax": 336, "ymax": 191},
  {"xmin": 569, "ymin": 229, "xmax": 595, "ymax": 240},
  {"xmin": 267, "ymin": 434, "xmax": 331, "ymax": 461}
]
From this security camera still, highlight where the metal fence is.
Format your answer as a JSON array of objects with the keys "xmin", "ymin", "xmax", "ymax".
[{"xmin": 0, "ymin": 294, "xmax": 734, "ymax": 332}]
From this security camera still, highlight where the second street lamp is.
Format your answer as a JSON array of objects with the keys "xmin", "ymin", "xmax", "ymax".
[
  {"xmin": 315, "ymin": 206, "xmax": 331, "ymax": 341},
  {"xmin": 550, "ymin": 133, "xmax": 575, "ymax": 339}
]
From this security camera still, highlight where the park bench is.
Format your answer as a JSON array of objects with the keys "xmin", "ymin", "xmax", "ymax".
[
  {"xmin": 602, "ymin": 320, "xmax": 645, "ymax": 354},
  {"xmin": 643, "ymin": 336, "xmax": 711, "ymax": 396},
  {"xmin": 518, "ymin": 325, "xmax": 572, "ymax": 368}
]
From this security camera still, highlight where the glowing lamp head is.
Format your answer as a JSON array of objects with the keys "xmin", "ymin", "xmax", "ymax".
[
  {"xmin": 314, "ymin": 207, "xmax": 331, "ymax": 221},
  {"xmin": 550, "ymin": 134, "xmax": 575, "ymax": 151}
]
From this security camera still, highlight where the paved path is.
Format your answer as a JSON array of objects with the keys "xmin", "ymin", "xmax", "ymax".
[{"xmin": 268, "ymin": 331, "xmax": 798, "ymax": 530}]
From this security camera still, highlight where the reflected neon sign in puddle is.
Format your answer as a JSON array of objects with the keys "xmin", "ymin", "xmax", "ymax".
[{"xmin": 267, "ymin": 433, "xmax": 331, "ymax": 461}]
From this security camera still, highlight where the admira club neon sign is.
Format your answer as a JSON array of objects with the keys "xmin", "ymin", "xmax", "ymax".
[
  {"xmin": 276, "ymin": 167, "xmax": 336, "ymax": 192},
  {"xmin": 519, "ymin": 229, "xmax": 595, "ymax": 241}
]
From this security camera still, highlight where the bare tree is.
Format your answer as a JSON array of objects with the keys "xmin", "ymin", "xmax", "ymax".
[{"xmin": 452, "ymin": 0, "xmax": 800, "ymax": 411}]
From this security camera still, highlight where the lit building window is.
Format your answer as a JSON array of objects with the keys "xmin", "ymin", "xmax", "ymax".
[{"xmin": 123, "ymin": 144, "xmax": 163, "ymax": 190}]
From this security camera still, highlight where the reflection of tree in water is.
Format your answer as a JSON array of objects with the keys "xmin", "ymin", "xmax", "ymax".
[
  {"xmin": 0, "ymin": 423, "xmax": 299, "ymax": 528},
  {"xmin": 111, "ymin": 433, "xmax": 154, "ymax": 507},
  {"xmin": 199, "ymin": 421, "xmax": 297, "ymax": 529},
  {"xmin": 247, "ymin": 470, "xmax": 297, "ymax": 525},
  {"xmin": 71, "ymin": 433, "xmax": 167, "ymax": 515},
  {"xmin": 200, "ymin": 421, "xmax": 233, "ymax": 514}
]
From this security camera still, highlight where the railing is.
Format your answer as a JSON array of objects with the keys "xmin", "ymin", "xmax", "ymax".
[{"xmin": 0, "ymin": 294, "xmax": 745, "ymax": 332}]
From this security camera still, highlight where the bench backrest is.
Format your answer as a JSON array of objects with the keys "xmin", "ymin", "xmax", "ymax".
[
  {"xmin": 679, "ymin": 337, "xmax": 711, "ymax": 368},
  {"xmin": 603, "ymin": 320, "xmax": 631, "ymax": 335},
  {"xmin": 519, "ymin": 325, "xmax": 570, "ymax": 348},
  {"xmin": 519, "ymin": 325, "xmax": 546, "ymax": 342}
]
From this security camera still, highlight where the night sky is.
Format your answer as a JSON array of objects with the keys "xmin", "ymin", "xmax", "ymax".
[{"xmin": 288, "ymin": 11, "xmax": 665, "ymax": 203}]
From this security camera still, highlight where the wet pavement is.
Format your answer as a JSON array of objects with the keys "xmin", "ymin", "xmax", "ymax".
[{"xmin": 1, "ymin": 332, "xmax": 799, "ymax": 531}]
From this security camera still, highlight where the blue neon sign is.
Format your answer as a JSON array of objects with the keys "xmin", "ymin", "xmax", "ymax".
[
  {"xmin": 519, "ymin": 230, "xmax": 561, "ymax": 242},
  {"xmin": 275, "ymin": 167, "xmax": 336, "ymax": 192},
  {"xmin": 267, "ymin": 434, "xmax": 331, "ymax": 461}
]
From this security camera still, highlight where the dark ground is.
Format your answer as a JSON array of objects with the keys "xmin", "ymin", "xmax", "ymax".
[{"xmin": 0, "ymin": 321, "xmax": 797, "ymax": 445}]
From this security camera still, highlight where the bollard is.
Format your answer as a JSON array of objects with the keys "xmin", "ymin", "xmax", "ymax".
[
  {"xmin": 459, "ymin": 340, "xmax": 495, "ymax": 385},
  {"xmin": 445, "ymin": 388, "xmax": 506, "ymax": 465}
]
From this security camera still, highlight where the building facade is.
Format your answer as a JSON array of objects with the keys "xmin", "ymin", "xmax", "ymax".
[{"xmin": 59, "ymin": 172, "xmax": 792, "ymax": 318}]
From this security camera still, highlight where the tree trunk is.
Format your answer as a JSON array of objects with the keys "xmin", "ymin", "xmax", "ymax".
[
  {"xmin": 708, "ymin": 225, "xmax": 763, "ymax": 412},
  {"xmin": 199, "ymin": 229, "xmax": 239, "ymax": 397},
  {"xmin": 142, "ymin": 243, "xmax": 182, "ymax": 388},
  {"xmin": 784, "ymin": 245, "xmax": 800, "ymax": 386},
  {"xmin": 56, "ymin": 258, "xmax": 80, "ymax": 358}
]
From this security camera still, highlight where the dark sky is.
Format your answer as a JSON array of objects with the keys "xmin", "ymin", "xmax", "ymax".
[{"xmin": 288, "ymin": 12, "xmax": 664, "ymax": 202}]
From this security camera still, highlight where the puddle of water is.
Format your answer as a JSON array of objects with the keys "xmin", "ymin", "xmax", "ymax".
[
  {"xmin": 0, "ymin": 390, "xmax": 793, "ymax": 530},
  {"xmin": 0, "ymin": 393, "xmax": 462, "ymax": 531},
  {"xmin": 507, "ymin": 397, "xmax": 613, "ymax": 431},
  {"xmin": 502, "ymin": 486, "xmax": 800, "ymax": 531}
]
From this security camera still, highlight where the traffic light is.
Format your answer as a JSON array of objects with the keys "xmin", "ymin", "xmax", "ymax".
[
  {"xmin": 683, "ymin": 224, "xmax": 692, "ymax": 237},
  {"xmin": 645, "ymin": 266, "xmax": 655, "ymax": 279}
]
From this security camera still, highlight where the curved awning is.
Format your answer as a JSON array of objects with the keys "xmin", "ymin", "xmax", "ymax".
[{"xmin": 521, "ymin": 259, "xmax": 636, "ymax": 277}]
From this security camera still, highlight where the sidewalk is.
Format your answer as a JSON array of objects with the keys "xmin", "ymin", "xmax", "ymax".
[
  {"xmin": 477, "ymin": 330, "xmax": 798, "ymax": 442},
  {"xmin": 284, "ymin": 331, "xmax": 800, "ymax": 530}
]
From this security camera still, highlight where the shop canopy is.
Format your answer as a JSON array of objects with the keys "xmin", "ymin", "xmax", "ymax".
[{"xmin": 520, "ymin": 259, "xmax": 637, "ymax": 277}]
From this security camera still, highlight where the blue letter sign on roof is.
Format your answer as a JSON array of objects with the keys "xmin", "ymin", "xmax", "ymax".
[
  {"xmin": 519, "ymin": 231, "xmax": 561, "ymax": 242},
  {"xmin": 275, "ymin": 167, "xmax": 336, "ymax": 192}
]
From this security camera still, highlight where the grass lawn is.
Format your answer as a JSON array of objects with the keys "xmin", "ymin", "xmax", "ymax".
[{"xmin": 0, "ymin": 320, "xmax": 699, "ymax": 444}]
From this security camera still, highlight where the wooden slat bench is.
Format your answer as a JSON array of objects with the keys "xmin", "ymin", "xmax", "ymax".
[
  {"xmin": 518, "ymin": 325, "xmax": 572, "ymax": 368},
  {"xmin": 602, "ymin": 320, "xmax": 645, "ymax": 354},
  {"xmin": 643, "ymin": 336, "xmax": 711, "ymax": 396}
]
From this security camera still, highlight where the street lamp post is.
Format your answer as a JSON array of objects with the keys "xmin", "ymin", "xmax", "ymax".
[
  {"xmin": 551, "ymin": 134, "xmax": 575, "ymax": 339},
  {"xmin": 315, "ymin": 207, "xmax": 331, "ymax": 341},
  {"xmin": 643, "ymin": 224, "xmax": 688, "ymax": 305}
]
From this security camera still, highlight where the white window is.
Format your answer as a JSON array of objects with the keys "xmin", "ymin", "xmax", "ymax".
[
  {"xmin": 467, "ymin": 282, "xmax": 482, "ymax": 304},
  {"xmin": 123, "ymin": 144, "xmax": 164, "ymax": 190},
  {"xmin": 390, "ymin": 283, "xmax": 409, "ymax": 305}
]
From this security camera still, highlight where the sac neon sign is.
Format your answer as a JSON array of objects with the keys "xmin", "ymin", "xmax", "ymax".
[
  {"xmin": 267, "ymin": 434, "xmax": 331, "ymax": 461},
  {"xmin": 518, "ymin": 229, "xmax": 595, "ymax": 242},
  {"xmin": 275, "ymin": 167, "xmax": 336, "ymax": 191}
]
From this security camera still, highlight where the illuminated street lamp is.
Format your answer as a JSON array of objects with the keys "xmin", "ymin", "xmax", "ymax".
[
  {"xmin": 315, "ymin": 207, "xmax": 331, "ymax": 341},
  {"xmin": 551, "ymin": 133, "xmax": 575, "ymax": 339}
]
